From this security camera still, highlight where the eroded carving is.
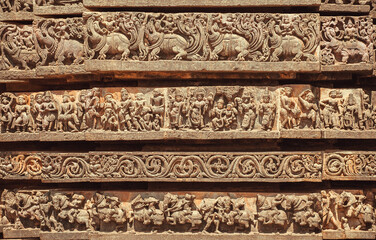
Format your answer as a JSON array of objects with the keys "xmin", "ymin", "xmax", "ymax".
[
  {"xmin": 321, "ymin": 16, "xmax": 374, "ymax": 65},
  {"xmin": 321, "ymin": 190, "xmax": 375, "ymax": 231}
]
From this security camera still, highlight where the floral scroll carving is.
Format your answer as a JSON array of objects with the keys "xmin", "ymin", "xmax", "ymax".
[
  {"xmin": 324, "ymin": 152, "xmax": 376, "ymax": 179},
  {"xmin": 0, "ymin": 154, "xmax": 42, "ymax": 178},
  {"xmin": 39, "ymin": 152, "xmax": 322, "ymax": 181}
]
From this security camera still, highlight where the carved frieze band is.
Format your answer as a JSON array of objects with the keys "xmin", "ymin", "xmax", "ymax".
[
  {"xmin": 1, "ymin": 86, "xmax": 376, "ymax": 140},
  {"xmin": 0, "ymin": 14, "xmax": 374, "ymax": 77},
  {"xmin": 0, "ymin": 189, "xmax": 375, "ymax": 239},
  {"xmin": 0, "ymin": 152, "xmax": 322, "ymax": 182},
  {"xmin": 323, "ymin": 152, "xmax": 376, "ymax": 180}
]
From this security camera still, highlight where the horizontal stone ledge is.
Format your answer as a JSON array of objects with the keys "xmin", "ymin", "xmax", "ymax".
[
  {"xmin": 322, "ymin": 230, "xmax": 376, "ymax": 239},
  {"xmin": 33, "ymin": 4, "xmax": 86, "ymax": 16},
  {"xmin": 4, "ymin": 130, "xmax": 376, "ymax": 142},
  {"xmin": 83, "ymin": 0, "xmax": 321, "ymax": 8},
  {"xmin": 43, "ymin": 232, "xmax": 323, "ymax": 240},
  {"xmin": 85, "ymin": 60, "xmax": 322, "ymax": 74},
  {"xmin": 321, "ymin": 64, "xmax": 374, "ymax": 73},
  {"xmin": 319, "ymin": 4, "xmax": 371, "ymax": 13}
]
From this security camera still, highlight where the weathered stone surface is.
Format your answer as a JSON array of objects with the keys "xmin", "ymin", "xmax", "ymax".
[
  {"xmin": 0, "ymin": 86, "xmax": 375, "ymax": 140},
  {"xmin": 83, "ymin": 0, "xmax": 321, "ymax": 8},
  {"xmin": 324, "ymin": 152, "xmax": 376, "ymax": 180},
  {"xmin": 0, "ymin": 189, "xmax": 374, "ymax": 237},
  {"xmin": 0, "ymin": 152, "xmax": 322, "ymax": 182}
]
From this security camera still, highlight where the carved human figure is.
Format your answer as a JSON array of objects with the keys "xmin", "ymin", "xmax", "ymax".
[
  {"xmin": 13, "ymin": 95, "xmax": 33, "ymax": 132},
  {"xmin": 259, "ymin": 89, "xmax": 276, "ymax": 131},
  {"xmin": 0, "ymin": 93, "xmax": 15, "ymax": 133},
  {"xmin": 210, "ymin": 98, "xmax": 225, "ymax": 131},
  {"xmin": 40, "ymin": 91, "xmax": 58, "ymax": 131},
  {"xmin": 118, "ymin": 88, "xmax": 134, "ymax": 131},
  {"xmin": 131, "ymin": 195, "xmax": 164, "ymax": 232},
  {"xmin": 343, "ymin": 93, "xmax": 360, "ymax": 130},
  {"xmin": 132, "ymin": 93, "xmax": 148, "ymax": 131},
  {"xmin": 280, "ymin": 87, "xmax": 301, "ymax": 129},
  {"xmin": 320, "ymin": 90, "xmax": 344, "ymax": 129},
  {"xmin": 168, "ymin": 89, "xmax": 186, "ymax": 130},
  {"xmin": 76, "ymin": 90, "xmax": 86, "ymax": 131},
  {"xmin": 187, "ymin": 88, "xmax": 210, "ymax": 130},
  {"xmin": 101, "ymin": 93, "xmax": 119, "ymax": 131},
  {"xmin": 298, "ymin": 89, "xmax": 319, "ymax": 129},
  {"xmin": 321, "ymin": 191, "xmax": 341, "ymax": 229},
  {"xmin": 58, "ymin": 92, "xmax": 79, "ymax": 132},
  {"xmin": 82, "ymin": 88, "xmax": 101, "ymax": 131},
  {"xmin": 257, "ymin": 194, "xmax": 289, "ymax": 230},
  {"xmin": 30, "ymin": 93, "xmax": 44, "ymax": 132},
  {"xmin": 150, "ymin": 89, "xmax": 165, "ymax": 127},
  {"xmin": 235, "ymin": 92, "xmax": 257, "ymax": 131},
  {"xmin": 162, "ymin": 193, "xmax": 202, "ymax": 231},
  {"xmin": 360, "ymin": 91, "xmax": 373, "ymax": 130}
]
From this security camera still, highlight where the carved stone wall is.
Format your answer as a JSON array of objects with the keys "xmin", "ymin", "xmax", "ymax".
[{"xmin": 0, "ymin": 0, "xmax": 375, "ymax": 240}]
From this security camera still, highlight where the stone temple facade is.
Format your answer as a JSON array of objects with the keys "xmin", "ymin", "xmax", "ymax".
[{"xmin": 1, "ymin": 0, "xmax": 376, "ymax": 240}]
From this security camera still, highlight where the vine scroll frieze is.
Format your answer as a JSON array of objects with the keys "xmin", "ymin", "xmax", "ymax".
[{"xmin": 0, "ymin": 152, "xmax": 322, "ymax": 182}]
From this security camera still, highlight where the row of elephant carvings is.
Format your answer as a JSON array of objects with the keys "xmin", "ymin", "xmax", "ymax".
[
  {"xmin": 1, "ymin": 152, "xmax": 376, "ymax": 180},
  {"xmin": 0, "ymin": 14, "xmax": 373, "ymax": 69},
  {"xmin": 0, "ymin": 86, "xmax": 375, "ymax": 133},
  {"xmin": 0, "ymin": 190, "xmax": 374, "ymax": 233}
]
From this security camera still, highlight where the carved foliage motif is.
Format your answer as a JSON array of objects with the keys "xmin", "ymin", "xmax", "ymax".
[
  {"xmin": 40, "ymin": 153, "xmax": 322, "ymax": 180},
  {"xmin": 1, "ymin": 190, "xmax": 374, "ymax": 234},
  {"xmin": 0, "ymin": 154, "xmax": 42, "ymax": 178},
  {"xmin": 324, "ymin": 152, "xmax": 376, "ymax": 178},
  {"xmin": 321, "ymin": 16, "xmax": 374, "ymax": 65}
]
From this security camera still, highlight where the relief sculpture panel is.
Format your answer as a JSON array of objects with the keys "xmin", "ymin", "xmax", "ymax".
[
  {"xmin": 0, "ymin": 189, "xmax": 374, "ymax": 239},
  {"xmin": 321, "ymin": 16, "xmax": 375, "ymax": 71},
  {"xmin": 0, "ymin": 152, "xmax": 322, "ymax": 182},
  {"xmin": 1, "ymin": 86, "xmax": 376, "ymax": 140}
]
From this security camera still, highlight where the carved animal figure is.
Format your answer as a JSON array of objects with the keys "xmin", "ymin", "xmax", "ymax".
[
  {"xmin": 84, "ymin": 14, "xmax": 146, "ymax": 61},
  {"xmin": 269, "ymin": 16, "xmax": 318, "ymax": 62},
  {"xmin": 0, "ymin": 26, "xmax": 39, "ymax": 70},
  {"xmin": 322, "ymin": 22, "xmax": 370, "ymax": 64},
  {"xmin": 33, "ymin": 20, "xmax": 84, "ymax": 66}
]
